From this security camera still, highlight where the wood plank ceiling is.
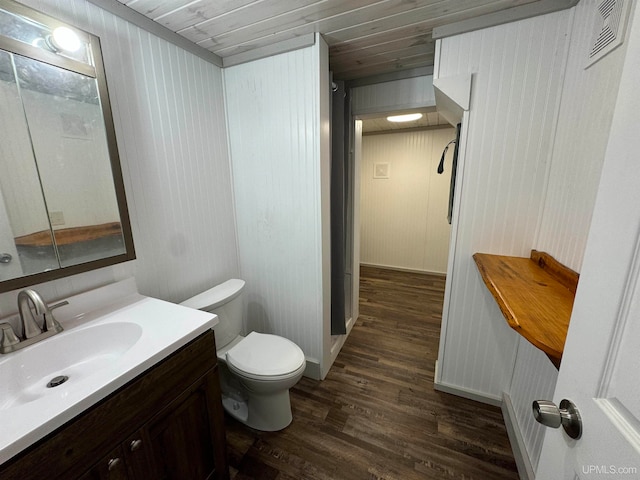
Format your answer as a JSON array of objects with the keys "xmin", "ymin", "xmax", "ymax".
[{"xmin": 116, "ymin": 0, "xmax": 544, "ymax": 80}]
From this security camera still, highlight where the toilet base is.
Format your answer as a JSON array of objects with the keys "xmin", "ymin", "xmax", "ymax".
[
  {"xmin": 218, "ymin": 361, "xmax": 298, "ymax": 431},
  {"xmin": 244, "ymin": 389, "xmax": 293, "ymax": 431},
  {"xmin": 221, "ymin": 395, "xmax": 249, "ymax": 423}
]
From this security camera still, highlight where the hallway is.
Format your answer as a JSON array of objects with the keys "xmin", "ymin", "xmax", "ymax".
[{"xmin": 225, "ymin": 266, "xmax": 519, "ymax": 479}]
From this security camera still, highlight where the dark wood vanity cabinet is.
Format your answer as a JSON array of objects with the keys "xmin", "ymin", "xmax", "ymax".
[{"xmin": 0, "ymin": 331, "xmax": 229, "ymax": 480}]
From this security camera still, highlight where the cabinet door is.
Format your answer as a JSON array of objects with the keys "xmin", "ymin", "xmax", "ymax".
[
  {"xmin": 78, "ymin": 446, "xmax": 130, "ymax": 480},
  {"xmin": 144, "ymin": 369, "xmax": 227, "ymax": 480}
]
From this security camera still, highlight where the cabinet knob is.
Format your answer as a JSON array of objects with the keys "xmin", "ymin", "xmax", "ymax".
[
  {"xmin": 107, "ymin": 457, "xmax": 122, "ymax": 471},
  {"xmin": 129, "ymin": 439, "xmax": 143, "ymax": 452}
]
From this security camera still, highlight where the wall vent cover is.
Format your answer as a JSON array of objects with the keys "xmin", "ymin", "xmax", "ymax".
[{"xmin": 586, "ymin": 0, "xmax": 631, "ymax": 68}]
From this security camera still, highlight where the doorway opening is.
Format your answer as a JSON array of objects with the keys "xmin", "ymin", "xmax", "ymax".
[
  {"xmin": 357, "ymin": 109, "xmax": 455, "ymax": 278},
  {"xmin": 330, "ymin": 102, "xmax": 459, "ymax": 365}
]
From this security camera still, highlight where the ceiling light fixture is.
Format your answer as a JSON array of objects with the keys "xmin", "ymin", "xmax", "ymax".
[
  {"xmin": 49, "ymin": 27, "xmax": 81, "ymax": 52},
  {"xmin": 387, "ymin": 113, "xmax": 423, "ymax": 123}
]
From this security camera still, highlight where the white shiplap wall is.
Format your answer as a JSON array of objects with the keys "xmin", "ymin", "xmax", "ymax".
[
  {"xmin": 360, "ymin": 128, "xmax": 454, "ymax": 274},
  {"xmin": 0, "ymin": 0, "xmax": 238, "ymax": 314},
  {"xmin": 437, "ymin": 1, "xmax": 632, "ymax": 473},
  {"xmin": 535, "ymin": 0, "xmax": 631, "ymax": 272},
  {"xmin": 509, "ymin": 337, "xmax": 558, "ymax": 472},
  {"xmin": 512, "ymin": 0, "xmax": 631, "ymax": 471},
  {"xmin": 224, "ymin": 38, "xmax": 330, "ymax": 377},
  {"xmin": 435, "ymin": 9, "xmax": 573, "ymax": 403},
  {"xmin": 351, "ymin": 76, "xmax": 436, "ymax": 116}
]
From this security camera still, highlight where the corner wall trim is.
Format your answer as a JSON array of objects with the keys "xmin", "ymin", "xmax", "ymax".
[
  {"xmin": 433, "ymin": 74, "xmax": 472, "ymax": 126},
  {"xmin": 86, "ymin": 0, "xmax": 223, "ymax": 67},
  {"xmin": 303, "ymin": 357, "xmax": 322, "ymax": 380},
  {"xmin": 502, "ymin": 393, "xmax": 536, "ymax": 480},
  {"xmin": 432, "ymin": 0, "xmax": 579, "ymax": 39}
]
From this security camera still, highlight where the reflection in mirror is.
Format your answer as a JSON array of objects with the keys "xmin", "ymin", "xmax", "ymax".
[
  {"xmin": 14, "ymin": 56, "xmax": 125, "ymax": 269},
  {"xmin": 0, "ymin": 0, "xmax": 134, "ymax": 292},
  {"xmin": 0, "ymin": 49, "xmax": 57, "ymax": 276}
]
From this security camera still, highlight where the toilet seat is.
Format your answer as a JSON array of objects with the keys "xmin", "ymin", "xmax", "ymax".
[{"xmin": 226, "ymin": 332, "xmax": 305, "ymax": 378}]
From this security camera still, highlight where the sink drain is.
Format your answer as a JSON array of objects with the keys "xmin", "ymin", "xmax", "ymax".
[{"xmin": 47, "ymin": 375, "xmax": 69, "ymax": 388}]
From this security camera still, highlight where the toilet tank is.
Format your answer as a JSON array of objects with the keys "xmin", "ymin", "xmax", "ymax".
[{"xmin": 180, "ymin": 279, "xmax": 245, "ymax": 349}]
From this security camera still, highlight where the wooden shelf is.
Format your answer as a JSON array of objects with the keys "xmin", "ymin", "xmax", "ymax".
[
  {"xmin": 15, "ymin": 222, "xmax": 123, "ymax": 247},
  {"xmin": 473, "ymin": 250, "xmax": 579, "ymax": 368}
]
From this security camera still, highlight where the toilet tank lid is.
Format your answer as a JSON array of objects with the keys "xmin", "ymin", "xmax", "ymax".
[{"xmin": 180, "ymin": 279, "xmax": 245, "ymax": 311}]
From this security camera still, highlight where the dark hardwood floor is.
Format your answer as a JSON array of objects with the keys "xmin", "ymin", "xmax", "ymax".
[{"xmin": 225, "ymin": 266, "xmax": 519, "ymax": 479}]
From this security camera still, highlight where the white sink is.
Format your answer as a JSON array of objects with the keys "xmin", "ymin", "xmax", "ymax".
[
  {"xmin": 0, "ymin": 322, "xmax": 143, "ymax": 411},
  {"xmin": 0, "ymin": 278, "xmax": 217, "ymax": 465}
]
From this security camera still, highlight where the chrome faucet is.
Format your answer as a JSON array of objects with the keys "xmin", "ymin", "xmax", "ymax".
[
  {"xmin": 0, "ymin": 289, "xmax": 68, "ymax": 354},
  {"xmin": 18, "ymin": 289, "xmax": 51, "ymax": 338}
]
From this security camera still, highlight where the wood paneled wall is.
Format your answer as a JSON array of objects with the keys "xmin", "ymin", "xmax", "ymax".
[
  {"xmin": 535, "ymin": 0, "xmax": 631, "ymax": 272},
  {"xmin": 0, "ymin": 0, "xmax": 238, "ymax": 313},
  {"xmin": 509, "ymin": 337, "xmax": 558, "ymax": 472},
  {"xmin": 224, "ymin": 38, "xmax": 331, "ymax": 377},
  {"xmin": 360, "ymin": 128, "xmax": 454, "ymax": 274},
  {"xmin": 435, "ymin": 9, "xmax": 572, "ymax": 402},
  {"xmin": 436, "ymin": 0, "xmax": 632, "ymax": 474}
]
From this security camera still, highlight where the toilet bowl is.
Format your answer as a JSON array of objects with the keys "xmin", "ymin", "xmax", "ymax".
[{"xmin": 181, "ymin": 279, "xmax": 306, "ymax": 431}]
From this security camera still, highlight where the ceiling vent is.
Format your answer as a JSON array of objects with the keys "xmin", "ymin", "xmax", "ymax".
[{"xmin": 586, "ymin": 0, "xmax": 632, "ymax": 68}]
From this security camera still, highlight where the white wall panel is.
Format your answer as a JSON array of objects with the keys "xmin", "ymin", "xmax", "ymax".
[
  {"xmin": 360, "ymin": 128, "xmax": 454, "ymax": 274},
  {"xmin": 435, "ymin": 10, "xmax": 572, "ymax": 400},
  {"xmin": 509, "ymin": 338, "xmax": 558, "ymax": 472},
  {"xmin": 512, "ymin": 1, "xmax": 629, "ymax": 469},
  {"xmin": 0, "ymin": 0, "xmax": 237, "ymax": 314},
  {"xmin": 437, "ymin": 1, "xmax": 630, "ymax": 472},
  {"xmin": 535, "ymin": 0, "xmax": 630, "ymax": 272},
  {"xmin": 224, "ymin": 40, "xmax": 328, "ymax": 370},
  {"xmin": 351, "ymin": 76, "xmax": 435, "ymax": 116}
]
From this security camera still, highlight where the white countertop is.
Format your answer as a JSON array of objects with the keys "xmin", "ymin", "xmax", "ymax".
[{"xmin": 0, "ymin": 278, "xmax": 217, "ymax": 465}]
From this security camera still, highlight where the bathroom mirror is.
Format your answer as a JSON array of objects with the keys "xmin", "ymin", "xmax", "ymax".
[{"xmin": 0, "ymin": 0, "xmax": 134, "ymax": 293}]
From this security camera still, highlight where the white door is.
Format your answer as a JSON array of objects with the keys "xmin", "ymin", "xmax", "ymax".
[{"xmin": 537, "ymin": 4, "xmax": 640, "ymax": 479}]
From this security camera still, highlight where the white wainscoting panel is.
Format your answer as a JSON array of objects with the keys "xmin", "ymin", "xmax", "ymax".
[
  {"xmin": 435, "ymin": 10, "xmax": 572, "ymax": 398},
  {"xmin": 360, "ymin": 128, "xmax": 454, "ymax": 274},
  {"xmin": 224, "ymin": 40, "xmax": 328, "ymax": 369},
  {"xmin": 509, "ymin": 337, "xmax": 559, "ymax": 472},
  {"xmin": 535, "ymin": 0, "xmax": 631, "ymax": 272},
  {"xmin": 351, "ymin": 76, "xmax": 436, "ymax": 116},
  {"xmin": 0, "ymin": 0, "xmax": 238, "ymax": 314}
]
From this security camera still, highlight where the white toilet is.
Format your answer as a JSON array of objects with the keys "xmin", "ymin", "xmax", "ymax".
[{"xmin": 181, "ymin": 279, "xmax": 306, "ymax": 431}]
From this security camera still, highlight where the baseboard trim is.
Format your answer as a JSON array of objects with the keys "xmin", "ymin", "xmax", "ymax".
[
  {"xmin": 433, "ymin": 381, "xmax": 502, "ymax": 406},
  {"xmin": 360, "ymin": 263, "xmax": 446, "ymax": 276},
  {"xmin": 303, "ymin": 358, "xmax": 322, "ymax": 380},
  {"xmin": 433, "ymin": 366, "xmax": 502, "ymax": 406},
  {"xmin": 502, "ymin": 393, "xmax": 535, "ymax": 480}
]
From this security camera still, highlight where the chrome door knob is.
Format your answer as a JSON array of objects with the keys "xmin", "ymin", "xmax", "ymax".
[
  {"xmin": 532, "ymin": 399, "xmax": 582, "ymax": 439},
  {"xmin": 532, "ymin": 400, "xmax": 563, "ymax": 428}
]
